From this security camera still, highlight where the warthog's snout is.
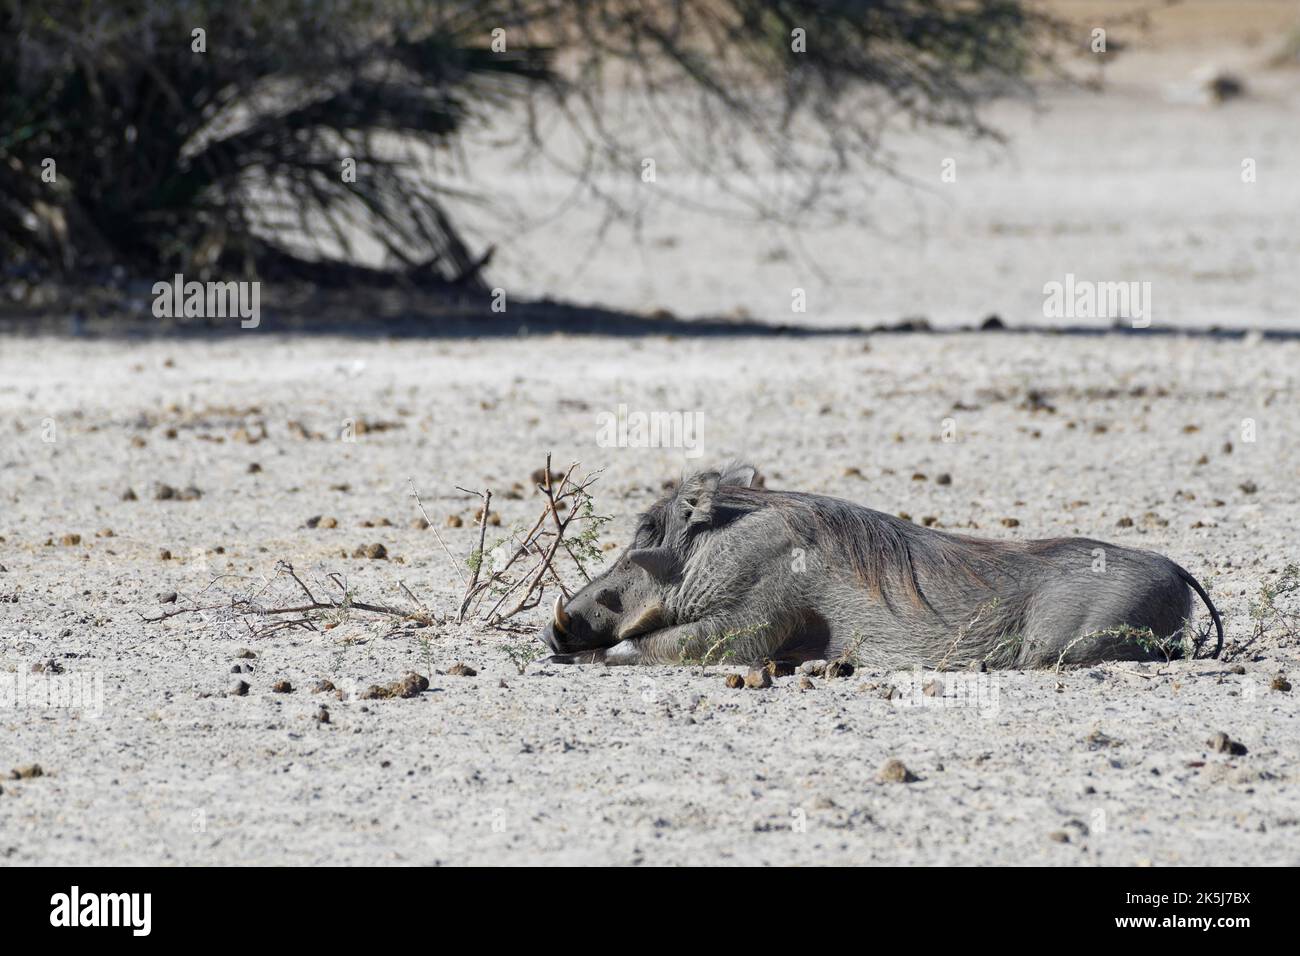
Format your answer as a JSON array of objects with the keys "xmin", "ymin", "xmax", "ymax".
[
  {"xmin": 540, "ymin": 597, "xmax": 575, "ymax": 653},
  {"xmin": 540, "ymin": 593, "xmax": 609, "ymax": 656}
]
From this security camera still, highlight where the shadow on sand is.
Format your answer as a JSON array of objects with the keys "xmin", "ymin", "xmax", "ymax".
[{"xmin": 2, "ymin": 287, "xmax": 1298, "ymax": 342}]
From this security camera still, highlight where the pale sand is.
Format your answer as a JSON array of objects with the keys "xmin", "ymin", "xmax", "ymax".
[{"xmin": 1, "ymin": 330, "xmax": 1296, "ymax": 865}]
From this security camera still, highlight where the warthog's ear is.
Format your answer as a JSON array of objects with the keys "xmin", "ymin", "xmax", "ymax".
[
  {"xmin": 679, "ymin": 472, "xmax": 722, "ymax": 528},
  {"xmin": 627, "ymin": 547, "xmax": 680, "ymax": 583},
  {"xmin": 719, "ymin": 463, "xmax": 759, "ymax": 488},
  {"xmin": 679, "ymin": 464, "xmax": 759, "ymax": 527}
]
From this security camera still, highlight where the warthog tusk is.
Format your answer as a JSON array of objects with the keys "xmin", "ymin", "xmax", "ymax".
[{"xmin": 553, "ymin": 594, "xmax": 571, "ymax": 635}]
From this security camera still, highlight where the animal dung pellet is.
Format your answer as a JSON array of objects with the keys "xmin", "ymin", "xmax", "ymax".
[
  {"xmin": 743, "ymin": 669, "xmax": 771, "ymax": 689},
  {"xmin": 392, "ymin": 672, "xmax": 430, "ymax": 697},
  {"xmin": 824, "ymin": 660, "xmax": 855, "ymax": 679},
  {"xmin": 724, "ymin": 673, "xmax": 744, "ymax": 689},
  {"xmin": 878, "ymin": 759, "xmax": 918, "ymax": 784},
  {"xmin": 1206, "ymin": 732, "xmax": 1247, "ymax": 756},
  {"xmin": 271, "ymin": 680, "xmax": 292, "ymax": 694}
]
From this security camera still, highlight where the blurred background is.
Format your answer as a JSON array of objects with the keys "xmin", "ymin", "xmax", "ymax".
[{"xmin": 2, "ymin": 0, "xmax": 1298, "ymax": 332}]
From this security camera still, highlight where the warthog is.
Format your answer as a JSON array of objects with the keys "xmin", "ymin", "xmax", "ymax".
[{"xmin": 540, "ymin": 464, "xmax": 1223, "ymax": 668}]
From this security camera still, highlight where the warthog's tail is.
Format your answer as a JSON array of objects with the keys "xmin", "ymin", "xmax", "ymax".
[{"xmin": 1175, "ymin": 564, "xmax": 1224, "ymax": 659}]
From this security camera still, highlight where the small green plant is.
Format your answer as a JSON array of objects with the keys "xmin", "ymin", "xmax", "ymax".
[
  {"xmin": 982, "ymin": 631, "xmax": 1025, "ymax": 667},
  {"xmin": 1236, "ymin": 563, "xmax": 1300, "ymax": 658},
  {"xmin": 1248, "ymin": 563, "xmax": 1300, "ymax": 631},
  {"xmin": 416, "ymin": 631, "xmax": 435, "ymax": 677},
  {"xmin": 936, "ymin": 597, "xmax": 1001, "ymax": 671},
  {"xmin": 503, "ymin": 641, "xmax": 544, "ymax": 675},
  {"xmin": 836, "ymin": 629, "xmax": 871, "ymax": 667},
  {"xmin": 1127, "ymin": 624, "xmax": 1176, "ymax": 664},
  {"xmin": 568, "ymin": 499, "xmax": 613, "ymax": 575},
  {"xmin": 1057, "ymin": 623, "xmax": 1179, "ymax": 672},
  {"xmin": 320, "ymin": 589, "xmax": 354, "ymax": 630},
  {"xmin": 679, "ymin": 621, "xmax": 768, "ymax": 670}
]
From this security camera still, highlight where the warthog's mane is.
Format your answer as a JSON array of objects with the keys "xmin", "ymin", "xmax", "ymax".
[{"xmin": 689, "ymin": 482, "xmax": 1039, "ymax": 615}]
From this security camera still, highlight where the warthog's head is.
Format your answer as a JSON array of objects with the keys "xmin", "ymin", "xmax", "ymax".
[{"xmin": 540, "ymin": 464, "xmax": 774, "ymax": 659}]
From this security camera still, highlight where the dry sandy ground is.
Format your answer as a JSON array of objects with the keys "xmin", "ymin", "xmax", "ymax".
[{"xmin": 1, "ymin": 330, "xmax": 1298, "ymax": 865}]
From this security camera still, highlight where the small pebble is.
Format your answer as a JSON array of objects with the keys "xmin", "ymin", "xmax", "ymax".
[
  {"xmin": 228, "ymin": 680, "xmax": 250, "ymax": 697},
  {"xmin": 272, "ymin": 680, "xmax": 292, "ymax": 693},
  {"xmin": 446, "ymin": 663, "xmax": 477, "ymax": 677}
]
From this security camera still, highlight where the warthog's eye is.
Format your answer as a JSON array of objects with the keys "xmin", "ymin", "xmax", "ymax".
[{"xmin": 595, "ymin": 589, "xmax": 623, "ymax": 613}]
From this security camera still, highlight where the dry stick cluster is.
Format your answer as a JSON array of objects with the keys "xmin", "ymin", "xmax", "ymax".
[
  {"xmin": 139, "ymin": 561, "xmax": 425, "ymax": 637},
  {"xmin": 453, "ymin": 455, "xmax": 606, "ymax": 625},
  {"xmin": 140, "ymin": 455, "xmax": 604, "ymax": 639}
]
